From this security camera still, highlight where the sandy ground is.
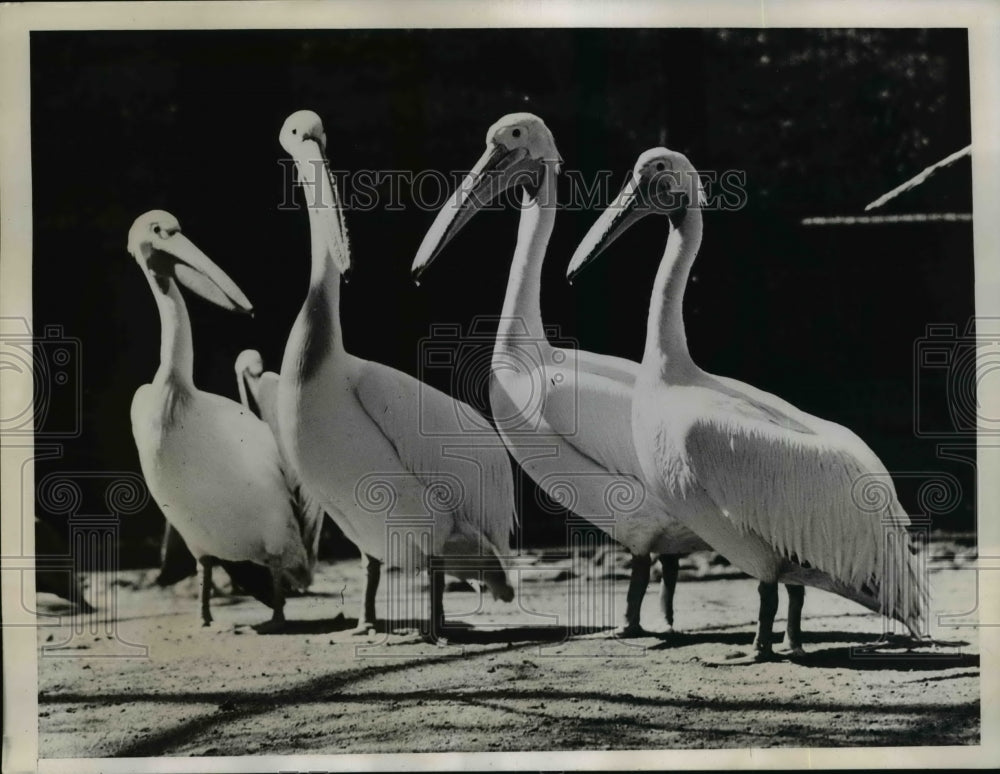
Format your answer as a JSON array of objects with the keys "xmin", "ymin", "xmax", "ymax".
[{"xmin": 35, "ymin": 539, "xmax": 979, "ymax": 757}]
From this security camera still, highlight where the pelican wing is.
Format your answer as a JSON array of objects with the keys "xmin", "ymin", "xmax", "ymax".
[
  {"xmin": 492, "ymin": 363, "xmax": 707, "ymax": 553},
  {"xmin": 353, "ymin": 361, "xmax": 516, "ymax": 560},
  {"xmin": 558, "ymin": 346, "xmax": 639, "ymax": 387},
  {"xmin": 496, "ymin": 363, "xmax": 645, "ymax": 481},
  {"xmin": 672, "ymin": 385, "xmax": 926, "ymax": 627}
]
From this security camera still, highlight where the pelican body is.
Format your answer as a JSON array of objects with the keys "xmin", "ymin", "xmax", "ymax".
[
  {"xmin": 128, "ymin": 210, "xmax": 313, "ymax": 631},
  {"xmin": 567, "ymin": 149, "xmax": 928, "ymax": 659},
  {"xmin": 275, "ymin": 112, "xmax": 517, "ymax": 640},
  {"xmin": 411, "ymin": 113, "xmax": 710, "ymax": 636}
]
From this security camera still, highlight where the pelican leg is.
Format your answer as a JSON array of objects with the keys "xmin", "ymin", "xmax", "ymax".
[
  {"xmin": 781, "ymin": 584, "xmax": 806, "ymax": 656},
  {"xmin": 751, "ymin": 581, "xmax": 781, "ymax": 661},
  {"xmin": 658, "ymin": 554, "xmax": 680, "ymax": 632},
  {"xmin": 421, "ymin": 565, "xmax": 447, "ymax": 645},
  {"xmin": 616, "ymin": 553, "xmax": 651, "ymax": 638},
  {"xmin": 352, "ymin": 554, "xmax": 381, "ymax": 635},
  {"xmin": 701, "ymin": 582, "xmax": 792, "ymax": 666},
  {"xmin": 254, "ymin": 555, "xmax": 288, "ymax": 633},
  {"xmin": 198, "ymin": 556, "xmax": 214, "ymax": 627}
]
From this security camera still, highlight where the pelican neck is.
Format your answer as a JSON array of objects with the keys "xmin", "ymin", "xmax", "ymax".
[
  {"xmin": 150, "ymin": 274, "xmax": 194, "ymax": 388},
  {"xmin": 641, "ymin": 207, "xmax": 704, "ymax": 377},
  {"xmin": 495, "ymin": 162, "xmax": 558, "ymax": 355}
]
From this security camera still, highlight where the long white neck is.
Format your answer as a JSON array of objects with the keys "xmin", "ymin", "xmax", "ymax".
[
  {"xmin": 495, "ymin": 164, "xmax": 558, "ymax": 355},
  {"xmin": 149, "ymin": 274, "xmax": 194, "ymax": 388},
  {"xmin": 281, "ymin": 166, "xmax": 347, "ymax": 387},
  {"xmin": 641, "ymin": 207, "xmax": 703, "ymax": 377}
]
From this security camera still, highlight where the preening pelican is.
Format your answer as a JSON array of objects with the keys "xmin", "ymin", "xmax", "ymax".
[
  {"xmin": 567, "ymin": 149, "xmax": 929, "ymax": 660},
  {"xmin": 275, "ymin": 111, "xmax": 517, "ymax": 642},
  {"xmin": 411, "ymin": 113, "xmax": 709, "ymax": 637},
  {"xmin": 128, "ymin": 210, "xmax": 315, "ymax": 632},
  {"xmin": 236, "ymin": 349, "xmax": 380, "ymax": 632}
]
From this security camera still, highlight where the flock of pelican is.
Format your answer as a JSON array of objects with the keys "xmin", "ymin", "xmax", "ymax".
[{"xmin": 128, "ymin": 110, "xmax": 930, "ymax": 661}]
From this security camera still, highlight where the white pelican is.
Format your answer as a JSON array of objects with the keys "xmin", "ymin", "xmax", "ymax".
[
  {"xmin": 128, "ymin": 210, "xmax": 315, "ymax": 632},
  {"xmin": 411, "ymin": 113, "xmax": 713, "ymax": 637},
  {"xmin": 235, "ymin": 349, "xmax": 380, "ymax": 632},
  {"xmin": 566, "ymin": 148, "xmax": 929, "ymax": 661},
  {"xmin": 275, "ymin": 111, "xmax": 517, "ymax": 642}
]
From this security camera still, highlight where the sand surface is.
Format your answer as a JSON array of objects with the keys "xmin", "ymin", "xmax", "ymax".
[{"xmin": 35, "ymin": 540, "xmax": 980, "ymax": 757}]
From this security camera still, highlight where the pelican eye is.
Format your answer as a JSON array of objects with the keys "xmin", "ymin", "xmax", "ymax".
[
  {"xmin": 152, "ymin": 224, "xmax": 161, "ymax": 235},
  {"xmin": 655, "ymin": 162, "xmax": 666, "ymax": 172},
  {"xmin": 512, "ymin": 128, "xmax": 522, "ymax": 138},
  {"xmin": 292, "ymin": 128, "xmax": 297, "ymax": 135}
]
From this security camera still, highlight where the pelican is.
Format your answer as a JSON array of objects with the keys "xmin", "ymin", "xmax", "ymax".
[
  {"xmin": 566, "ymin": 148, "xmax": 929, "ymax": 661},
  {"xmin": 35, "ymin": 518, "xmax": 94, "ymax": 612},
  {"xmin": 128, "ymin": 210, "xmax": 315, "ymax": 632},
  {"xmin": 411, "ymin": 113, "xmax": 712, "ymax": 638},
  {"xmin": 235, "ymin": 349, "xmax": 380, "ymax": 632},
  {"xmin": 275, "ymin": 111, "xmax": 517, "ymax": 642}
]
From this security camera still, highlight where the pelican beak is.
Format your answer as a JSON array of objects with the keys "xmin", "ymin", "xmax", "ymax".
[
  {"xmin": 236, "ymin": 366, "xmax": 251, "ymax": 411},
  {"xmin": 237, "ymin": 368, "xmax": 263, "ymax": 417},
  {"xmin": 566, "ymin": 173, "xmax": 650, "ymax": 284},
  {"xmin": 148, "ymin": 234, "xmax": 254, "ymax": 314},
  {"xmin": 411, "ymin": 142, "xmax": 542, "ymax": 282},
  {"xmin": 296, "ymin": 137, "xmax": 351, "ymax": 276}
]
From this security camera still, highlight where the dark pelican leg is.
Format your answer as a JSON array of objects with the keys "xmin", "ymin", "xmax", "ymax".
[
  {"xmin": 781, "ymin": 584, "xmax": 805, "ymax": 655},
  {"xmin": 750, "ymin": 581, "xmax": 781, "ymax": 661},
  {"xmin": 254, "ymin": 555, "xmax": 288, "ymax": 633},
  {"xmin": 352, "ymin": 553, "xmax": 381, "ymax": 634},
  {"xmin": 616, "ymin": 552, "xmax": 651, "ymax": 638},
  {"xmin": 156, "ymin": 523, "xmax": 196, "ymax": 587},
  {"xmin": 658, "ymin": 554, "xmax": 680, "ymax": 632},
  {"xmin": 421, "ymin": 564, "xmax": 447, "ymax": 645},
  {"xmin": 198, "ymin": 556, "xmax": 214, "ymax": 627}
]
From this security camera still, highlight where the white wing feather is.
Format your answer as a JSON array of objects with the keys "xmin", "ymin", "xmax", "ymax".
[
  {"xmin": 353, "ymin": 361, "xmax": 517, "ymax": 562},
  {"xmin": 668, "ymin": 385, "xmax": 926, "ymax": 628}
]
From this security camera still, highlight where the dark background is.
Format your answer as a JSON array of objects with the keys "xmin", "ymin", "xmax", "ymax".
[{"xmin": 30, "ymin": 29, "xmax": 975, "ymax": 566}]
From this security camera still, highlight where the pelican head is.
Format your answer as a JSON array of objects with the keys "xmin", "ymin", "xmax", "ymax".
[
  {"xmin": 234, "ymin": 348, "xmax": 265, "ymax": 410},
  {"xmin": 566, "ymin": 148, "xmax": 706, "ymax": 283},
  {"xmin": 411, "ymin": 112, "xmax": 563, "ymax": 281},
  {"xmin": 127, "ymin": 210, "xmax": 253, "ymax": 313},
  {"xmin": 279, "ymin": 109, "xmax": 327, "ymax": 155},
  {"xmin": 235, "ymin": 348, "xmax": 264, "ymax": 379},
  {"xmin": 279, "ymin": 110, "xmax": 351, "ymax": 276}
]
